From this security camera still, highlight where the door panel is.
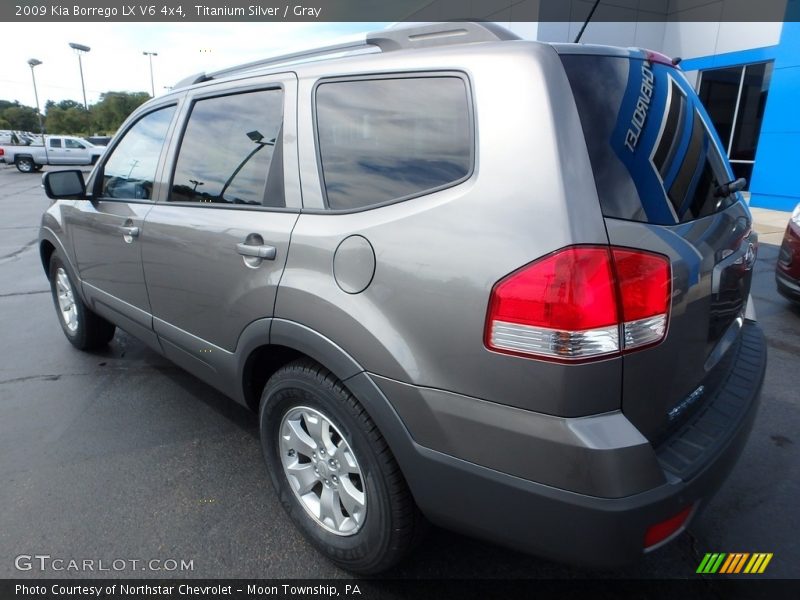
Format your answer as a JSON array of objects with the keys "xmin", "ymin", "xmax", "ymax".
[
  {"xmin": 141, "ymin": 75, "xmax": 300, "ymax": 357},
  {"xmin": 70, "ymin": 103, "xmax": 178, "ymax": 347},
  {"xmin": 141, "ymin": 207, "xmax": 298, "ymax": 351}
]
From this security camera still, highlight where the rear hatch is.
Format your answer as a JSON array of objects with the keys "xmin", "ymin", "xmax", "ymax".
[{"xmin": 559, "ymin": 47, "xmax": 757, "ymax": 443}]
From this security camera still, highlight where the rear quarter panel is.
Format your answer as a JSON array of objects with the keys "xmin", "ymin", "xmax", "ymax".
[{"xmin": 276, "ymin": 43, "xmax": 621, "ymax": 416}]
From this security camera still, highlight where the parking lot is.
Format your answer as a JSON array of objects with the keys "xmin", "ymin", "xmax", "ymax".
[{"xmin": 0, "ymin": 164, "xmax": 798, "ymax": 581}]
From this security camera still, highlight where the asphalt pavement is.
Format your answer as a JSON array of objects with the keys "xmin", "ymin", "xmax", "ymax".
[{"xmin": 0, "ymin": 164, "xmax": 798, "ymax": 581}]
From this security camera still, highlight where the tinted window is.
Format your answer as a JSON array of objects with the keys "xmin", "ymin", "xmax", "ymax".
[
  {"xmin": 101, "ymin": 106, "xmax": 176, "ymax": 200},
  {"xmin": 170, "ymin": 89, "xmax": 284, "ymax": 207},
  {"xmin": 49, "ymin": 138, "xmax": 62, "ymax": 148},
  {"xmin": 561, "ymin": 55, "xmax": 736, "ymax": 225},
  {"xmin": 316, "ymin": 76, "xmax": 472, "ymax": 210}
]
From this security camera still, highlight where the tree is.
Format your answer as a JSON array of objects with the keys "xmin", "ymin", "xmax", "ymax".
[
  {"xmin": 90, "ymin": 91, "xmax": 150, "ymax": 134},
  {"xmin": 1, "ymin": 103, "xmax": 40, "ymax": 131},
  {"xmin": 45, "ymin": 100, "xmax": 90, "ymax": 134}
]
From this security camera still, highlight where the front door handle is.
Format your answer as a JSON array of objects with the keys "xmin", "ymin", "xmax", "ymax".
[{"xmin": 236, "ymin": 242, "xmax": 276, "ymax": 260}]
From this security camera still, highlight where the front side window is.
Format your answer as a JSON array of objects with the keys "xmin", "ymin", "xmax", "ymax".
[
  {"xmin": 315, "ymin": 76, "xmax": 473, "ymax": 211},
  {"xmin": 169, "ymin": 89, "xmax": 284, "ymax": 207},
  {"xmin": 101, "ymin": 105, "xmax": 176, "ymax": 200},
  {"xmin": 65, "ymin": 139, "xmax": 85, "ymax": 149}
]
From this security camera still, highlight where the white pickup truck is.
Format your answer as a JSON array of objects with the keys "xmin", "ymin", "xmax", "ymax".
[{"xmin": 0, "ymin": 135, "xmax": 105, "ymax": 173}]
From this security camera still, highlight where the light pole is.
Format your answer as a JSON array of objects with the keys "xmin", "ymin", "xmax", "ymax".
[
  {"xmin": 68, "ymin": 42, "xmax": 91, "ymax": 110},
  {"xmin": 27, "ymin": 58, "xmax": 47, "ymax": 160},
  {"xmin": 143, "ymin": 51, "xmax": 158, "ymax": 97}
]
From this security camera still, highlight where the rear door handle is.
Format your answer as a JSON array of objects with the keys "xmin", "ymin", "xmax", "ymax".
[
  {"xmin": 236, "ymin": 242, "xmax": 276, "ymax": 260},
  {"xmin": 118, "ymin": 225, "xmax": 140, "ymax": 238}
]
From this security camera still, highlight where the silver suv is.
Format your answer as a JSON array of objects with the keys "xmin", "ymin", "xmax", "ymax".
[{"xmin": 39, "ymin": 23, "xmax": 766, "ymax": 573}]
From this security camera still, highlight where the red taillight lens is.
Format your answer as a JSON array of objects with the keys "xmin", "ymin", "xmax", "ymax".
[
  {"xmin": 612, "ymin": 249, "xmax": 670, "ymax": 322},
  {"xmin": 644, "ymin": 505, "xmax": 693, "ymax": 550},
  {"xmin": 485, "ymin": 246, "xmax": 671, "ymax": 361},
  {"xmin": 489, "ymin": 247, "xmax": 618, "ymax": 331}
]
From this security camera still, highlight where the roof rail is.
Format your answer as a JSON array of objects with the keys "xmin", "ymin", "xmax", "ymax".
[{"xmin": 174, "ymin": 22, "xmax": 519, "ymax": 89}]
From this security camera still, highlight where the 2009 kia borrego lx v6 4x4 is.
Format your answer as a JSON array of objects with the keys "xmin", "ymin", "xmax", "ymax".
[{"xmin": 39, "ymin": 22, "xmax": 766, "ymax": 573}]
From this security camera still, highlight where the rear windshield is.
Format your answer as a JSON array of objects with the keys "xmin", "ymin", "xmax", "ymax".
[{"xmin": 561, "ymin": 54, "xmax": 737, "ymax": 225}]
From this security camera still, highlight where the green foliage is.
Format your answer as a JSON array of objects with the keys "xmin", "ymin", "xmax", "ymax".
[
  {"xmin": 1, "ymin": 103, "xmax": 40, "ymax": 131},
  {"xmin": 0, "ymin": 91, "xmax": 150, "ymax": 137},
  {"xmin": 90, "ymin": 91, "xmax": 150, "ymax": 134},
  {"xmin": 44, "ymin": 100, "xmax": 90, "ymax": 135}
]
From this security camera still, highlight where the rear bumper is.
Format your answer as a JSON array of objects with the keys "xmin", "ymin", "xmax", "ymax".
[
  {"xmin": 365, "ymin": 320, "xmax": 766, "ymax": 567},
  {"xmin": 776, "ymin": 271, "xmax": 800, "ymax": 303}
]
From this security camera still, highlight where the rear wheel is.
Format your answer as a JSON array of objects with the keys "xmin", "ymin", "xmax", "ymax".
[
  {"xmin": 48, "ymin": 254, "xmax": 116, "ymax": 350},
  {"xmin": 259, "ymin": 359, "xmax": 424, "ymax": 574},
  {"xmin": 15, "ymin": 157, "xmax": 35, "ymax": 173}
]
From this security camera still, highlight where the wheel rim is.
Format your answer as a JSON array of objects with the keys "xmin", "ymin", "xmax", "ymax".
[
  {"xmin": 19, "ymin": 160, "xmax": 32, "ymax": 172},
  {"xmin": 279, "ymin": 406, "xmax": 367, "ymax": 536},
  {"xmin": 55, "ymin": 267, "xmax": 79, "ymax": 333}
]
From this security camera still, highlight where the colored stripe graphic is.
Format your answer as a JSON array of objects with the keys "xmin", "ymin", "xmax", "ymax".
[
  {"xmin": 720, "ymin": 553, "xmax": 749, "ymax": 573},
  {"xmin": 744, "ymin": 553, "xmax": 774, "ymax": 574},
  {"xmin": 697, "ymin": 553, "xmax": 727, "ymax": 573},
  {"xmin": 699, "ymin": 552, "xmax": 773, "ymax": 574}
]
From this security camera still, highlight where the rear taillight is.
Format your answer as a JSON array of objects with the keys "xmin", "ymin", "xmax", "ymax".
[{"xmin": 485, "ymin": 246, "xmax": 670, "ymax": 362}]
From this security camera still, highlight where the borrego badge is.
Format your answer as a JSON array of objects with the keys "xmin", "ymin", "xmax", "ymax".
[{"xmin": 624, "ymin": 61, "xmax": 655, "ymax": 152}]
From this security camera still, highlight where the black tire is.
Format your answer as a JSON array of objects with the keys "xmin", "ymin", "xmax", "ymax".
[
  {"xmin": 16, "ymin": 157, "xmax": 35, "ymax": 173},
  {"xmin": 259, "ymin": 359, "xmax": 425, "ymax": 574},
  {"xmin": 48, "ymin": 254, "xmax": 116, "ymax": 351},
  {"xmin": 33, "ymin": 164, "xmax": 43, "ymax": 172}
]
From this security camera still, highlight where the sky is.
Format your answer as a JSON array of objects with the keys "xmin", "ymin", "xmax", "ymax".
[{"xmin": 1, "ymin": 23, "xmax": 390, "ymax": 109}]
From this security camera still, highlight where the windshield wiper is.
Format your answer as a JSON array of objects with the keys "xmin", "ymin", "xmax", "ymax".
[{"xmin": 714, "ymin": 177, "xmax": 747, "ymax": 198}]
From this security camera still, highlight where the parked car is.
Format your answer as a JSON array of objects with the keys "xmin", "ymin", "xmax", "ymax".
[
  {"xmin": 38, "ymin": 22, "xmax": 766, "ymax": 574},
  {"xmin": 0, "ymin": 135, "xmax": 104, "ymax": 172},
  {"xmin": 776, "ymin": 203, "xmax": 800, "ymax": 303},
  {"xmin": 87, "ymin": 135, "xmax": 113, "ymax": 146}
]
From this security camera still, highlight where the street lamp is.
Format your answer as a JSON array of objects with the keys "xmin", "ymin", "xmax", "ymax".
[
  {"xmin": 27, "ymin": 58, "xmax": 47, "ymax": 159},
  {"xmin": 68, "ymin": 42, "xmax": 91, "ymax": 110},
  {"xmin": 143, "ymin": 51, "xmax": 158, "ymax": 97}
]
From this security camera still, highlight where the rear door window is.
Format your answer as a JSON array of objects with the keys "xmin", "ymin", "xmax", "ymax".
[
  {"xmin": 169, "ymin": 88, "xmax": 285, "ymax": 208},
  {"xmin": 561, "ymin": 55, "xmax": 737, "ymax": 225}
]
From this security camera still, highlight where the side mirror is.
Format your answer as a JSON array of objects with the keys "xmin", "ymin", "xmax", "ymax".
[{"xmin": 42, "ymin": 170, "xmax": 86, "ymax": 200}]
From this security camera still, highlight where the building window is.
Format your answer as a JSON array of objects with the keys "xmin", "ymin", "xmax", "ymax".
[{"xmin": 697, "ymin": 62, "xmax": 773, "ymax": 189}]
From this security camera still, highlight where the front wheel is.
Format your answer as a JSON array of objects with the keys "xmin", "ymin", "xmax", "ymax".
[
  {"xmin": 16, "ymin": 157, "xmax": 35, "ymax": 173},
  {"xmin": 259, "ymin": 360, "xmax": 425, "ymax": 574},
  {"xmin": 48, "ymin": 254, "xmax": 116, "ymax": 350}
]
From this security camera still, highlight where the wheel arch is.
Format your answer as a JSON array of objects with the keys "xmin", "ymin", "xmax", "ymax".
[
  {"xmin": 239, "ymin": 319, "xmax": 421, "ymax": 501},
  {"xmin": 39, "ymin": 230, "xmax": 80, "ymax": 285}
]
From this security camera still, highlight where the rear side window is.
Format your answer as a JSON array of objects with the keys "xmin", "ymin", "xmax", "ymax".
[
  {"xmin": 561, "ymin": 55, "xmax": 737, "ymax": 225},
  {"xmin": 315, "ymin": 76, "xmax": 473, "ymax": 211},
  {"xmin": 170, "ymin": 88, "xmax": 284, "ymax": 208}
]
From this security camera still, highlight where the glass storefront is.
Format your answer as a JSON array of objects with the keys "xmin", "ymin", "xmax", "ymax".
[{"xmin": 697, "ymin": 62, "xmax": 773, "ymax": 189}]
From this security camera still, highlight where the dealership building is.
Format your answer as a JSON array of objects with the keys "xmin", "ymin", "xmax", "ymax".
[{"xmin": 412, "ymin": 1, "xmax": 798, "ymax": 211}]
